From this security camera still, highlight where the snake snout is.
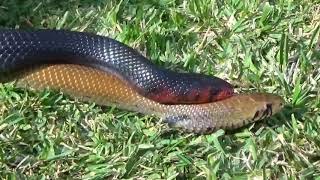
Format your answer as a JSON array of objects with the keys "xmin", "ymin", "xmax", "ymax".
[{"xmin": 250, "ymin": 94, "xmax": 285, "ymax": 122}]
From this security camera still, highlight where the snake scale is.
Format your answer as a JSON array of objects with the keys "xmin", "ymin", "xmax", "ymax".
[{"xmin": 0, "ymin": 29, "xmax": 284, "ymax": 134}]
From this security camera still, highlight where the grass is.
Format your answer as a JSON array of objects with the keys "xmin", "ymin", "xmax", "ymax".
[{"xmin": 0, "ymin": 0, "xmax": 319, "ymax": 179}]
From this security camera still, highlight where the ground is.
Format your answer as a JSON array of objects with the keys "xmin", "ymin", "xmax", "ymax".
[{"xmin": 0, "ymin": 0, "xmax": 319, "ymax": 179}]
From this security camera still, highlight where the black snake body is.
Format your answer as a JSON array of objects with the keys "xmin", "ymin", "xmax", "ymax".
[{"xmin": 0, "ymin": 29, "xmax": 233, "ymax": 104}]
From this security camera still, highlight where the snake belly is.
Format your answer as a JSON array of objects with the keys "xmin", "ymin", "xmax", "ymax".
[
  {"xmin": 10, "ymin": 64, "xmax": 284, "ymax": 134},
  {"xmin": 0, "ymin": 29, "xmax": 233, "ymax": 104}
]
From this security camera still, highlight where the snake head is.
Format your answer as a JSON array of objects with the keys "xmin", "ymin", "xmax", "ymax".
[
  {"xmin": 163, "ymin": 93, "xmax": 285, "ymax": 134},
  {"xmin": 249, "ymin": 93, "xmax": 285, "ymax": 122}
]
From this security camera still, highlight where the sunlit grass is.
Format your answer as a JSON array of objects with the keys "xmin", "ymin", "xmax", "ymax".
[{"xmin": 0, "ymin": 0, "xmax": 319, "ymax": 179}]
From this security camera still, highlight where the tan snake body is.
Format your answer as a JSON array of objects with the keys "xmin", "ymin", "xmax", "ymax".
[{"xmin": 10, "ymin": 64, "xmax": 284, "ymax": 133}]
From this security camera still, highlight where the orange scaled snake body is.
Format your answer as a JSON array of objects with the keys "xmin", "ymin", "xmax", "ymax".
[{"xmin": 0, "ymin": 29, "xmax": 284, "ymax": 134}]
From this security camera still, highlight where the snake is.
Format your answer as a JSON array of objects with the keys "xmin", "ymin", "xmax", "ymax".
[{"xmin": 0, "ymin": 29, "xmax": 284, "ymax": 134}]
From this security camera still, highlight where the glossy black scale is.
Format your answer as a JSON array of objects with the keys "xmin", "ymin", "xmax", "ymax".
[{"xmin": 0, "ymin": 29, "xmax": 233, "ymax": 104}]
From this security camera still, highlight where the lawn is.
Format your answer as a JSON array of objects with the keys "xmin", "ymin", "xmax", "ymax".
[{"xmin": 0, "ymin": 0, "xmax": 319, "ymax": 179}]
